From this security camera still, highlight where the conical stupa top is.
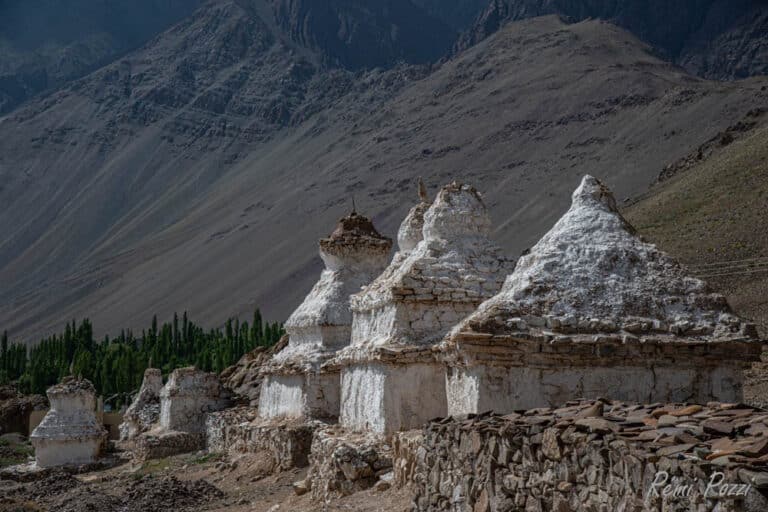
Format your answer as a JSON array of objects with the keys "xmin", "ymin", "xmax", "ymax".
[{"xmin": 452, "ymin": 175, "xmax": 758, "ymax": 341}]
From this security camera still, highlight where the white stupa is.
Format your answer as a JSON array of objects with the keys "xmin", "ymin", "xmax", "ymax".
[
  {"xmin": 330, "ymin": 182, "xmax": 512, "ymax": 435},
  {"xmin": 259, "ymin": 210, "xmax": 392, "ymax": 420},
  {"xmin": 30, "ymin": 377, "xmax": 106, "ymax": 468},
  {"xmin": 443, "ymin": 175, "xmax": 763, "ymax": 415}
]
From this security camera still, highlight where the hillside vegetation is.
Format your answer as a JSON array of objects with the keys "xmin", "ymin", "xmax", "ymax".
[{"xmin": 625, "ymin": 117, "xmax": 768, "ymax": 335}]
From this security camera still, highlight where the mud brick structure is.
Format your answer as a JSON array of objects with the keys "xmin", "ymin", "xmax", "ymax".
[
  {"xmin": 331, "ymin": 182, "xmax": 511, "ymax": 436},
  {"xmin": 443, "ymin": 175, "xmax": 763, "ymax": 416},
  {"xmin": 30, "ymin": 377, "xmax": 106, "ymax": 468},
  {"xmin": 259, "ymin": 211, "xmax": 392, "ymax": 421}
]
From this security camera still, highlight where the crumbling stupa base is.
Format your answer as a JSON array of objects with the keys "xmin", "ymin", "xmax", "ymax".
[
  {"xmin": 205, "ymin": 411, "xmax": 320, "ymax": 471},
  {"xmin": 258, "ymin": 371, "xmax": 340, "ymax": 421},
  {"xmin": 32, "ymin": 437, "xmax": 103, "ymax": 468},
  {"xmin": 307, "ymin": 426, "xmax": 393, "ymax": 502},
  {"xmin": 340, "ymin": 361, "xmax": 447, "ymax": 436},
  {"xmin": 132, "ymin": 429, "xmax": 204, "ymax": 461}
]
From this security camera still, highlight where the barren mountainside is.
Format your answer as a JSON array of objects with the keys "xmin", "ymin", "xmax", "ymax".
[
  {"xmin": 0, "ymin": 0, "xmax": 767, "ymax": 343},
  {"xmin": 0, "ymin": 0, "xmax": 204, "ymax": 114},
  {"xmin": 457, "ymin": 0, "xmax": 768, "ymax": 79}
]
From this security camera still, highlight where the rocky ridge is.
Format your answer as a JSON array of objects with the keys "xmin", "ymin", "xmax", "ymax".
[{"xmin": 456, "ymin": 0, "xmax": 768, "ymax": 79}]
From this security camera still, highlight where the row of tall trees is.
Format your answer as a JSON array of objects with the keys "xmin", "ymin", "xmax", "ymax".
[{"xmin": 0, "ymin": 309, "xmax": 283, "ymax": 401}]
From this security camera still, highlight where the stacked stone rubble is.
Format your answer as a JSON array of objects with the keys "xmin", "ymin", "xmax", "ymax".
[
  {"xmin": 330, "ymin": 182, "xmax": 511, "ymax": 435},
  {"xmin": 443, "ymin": 175, "xmax": 764, "ymax": 415},
  {"xmin": 30, "ymin": 377, "xmax": 106, "ymax": 468},
  {"xmin": 410, "ymin": 400, "xmax": 768, "ymax": 512},
  {"xmin": 259, "ymin": 211, "xmax": 392, "ymax": 421},
  {"xmin": 307, "ymin": 426, "xmax": 394, "ymax": 502},
  {"xmin": 119, "ymin": 368, "xmax": 162, "ymax": 441},
  {"xmin": 205, "ymin": 408, "xmax": 318, "ymax": 471}
]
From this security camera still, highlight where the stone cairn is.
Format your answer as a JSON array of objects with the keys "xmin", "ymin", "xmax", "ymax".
[
  {"xmin": 328, "ymin": 182, "xmax": 512, "ymax": 436},
  {"xmin": 258, "ymin": 210, "xmax": 392, "ymax": 421},
  {"xmin": 119, "ymin": 368, "xmax": 162, "ymax": 442},
  {"xmin": 442, "ymin": 175, "xmax": 764, "ymax": 417},
  {"xmin": 30, "ymin": 377, "xmax": 106, "ymax": 468}
]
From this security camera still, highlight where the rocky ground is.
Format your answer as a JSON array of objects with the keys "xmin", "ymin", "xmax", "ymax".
[{"xmin": 0, "ymin": 451, "xmax": 410, "ymax": 512}]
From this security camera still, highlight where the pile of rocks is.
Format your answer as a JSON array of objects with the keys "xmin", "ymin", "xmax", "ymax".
[
  {"xmin": 219, "ymin": 337, "xmax": 287, "ymax": 406},
  {"xmin": 307, "ymin": 426, "xmax": 394, "ymax": 502},
  {"xmin": 0, "ymin": 385, "xmax": 47, "ymax": 435},
  {"xmin": 410, "ymin": 400, "xmax": 768, "ymax": 511}
]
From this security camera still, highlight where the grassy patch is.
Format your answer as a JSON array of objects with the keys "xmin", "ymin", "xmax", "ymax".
[
  {"xmin": 134, "ymin": 457, "xmax": 173, "ymax": 476},
  {"xmin": 191, "ymin": 452, "xmax": 223, "ymax": 465}
]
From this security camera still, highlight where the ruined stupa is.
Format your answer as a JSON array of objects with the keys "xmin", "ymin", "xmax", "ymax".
[
  {"xmin": 30, "ymin": 377, "xmax": 106, "ymax": 468},
  {"xmin": 159, "ymin": 367, "xmax": 230, "ymax": 433},
  {"xmin": 443, "ymin": 175, "xmax": 763, "ymax": 415},
  {"xmin": 119, "ymin": 368, "xmax": 162, "ymax": 441},
  {"xmin": 330, "ymin": 182, "xmax": 511, "ymax": 435},
  {"xmin": 259, "ymin": 211, "xmax": 392, "ymax": 420}
]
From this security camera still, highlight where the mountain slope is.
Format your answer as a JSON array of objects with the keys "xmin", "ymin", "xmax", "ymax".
[
  {"xmin": 1, "ymin": 13, "xmax": 767, "ymax": 342},
  {"xmin": 411, "ymin": 0, "xmax": 489, "ymax": 30},
  {"xmin": 269, "ymin": 0, "xmax": 456, "ymax": 69},
  {"xmin": 0, "ymin": 0, "xmax": 204, "ymax": 114},
  {"xmin": 625, "ymin": 116, "xmax": 768, "ymax": 336},
  {"xmin": 457, "ymin": 0, "xmax": 768, "ymax": 79}
]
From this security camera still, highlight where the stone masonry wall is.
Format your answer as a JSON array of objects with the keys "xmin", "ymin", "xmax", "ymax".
[
  {"xmin": 410, "ymin": 400, "xmax": 768, "ymax": 511},
  {"xmin": 205, "ymin": 408, "xmax": 319, "ymax": 472},
  {"xmin": 308, "ymin": 426, "xmax": 393, "ymax": 502}
]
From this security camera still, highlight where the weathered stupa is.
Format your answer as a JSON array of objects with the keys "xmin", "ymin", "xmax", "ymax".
[
  {"xmin": 443, "ymin": 175, "xmax": 763, "ymax": 415},
  {"xmin": 30, "ymin": 377, "xmax": 106, "ymax": 468},
  {"xmin": 259, "ymin": 210, "xmax": 392, "ymax": 420},
  {"xmin": 119, "ymin": 368, "xmax": 163, "ymax": 441},
  {"xmin": 159, "ymin": 367, "xmax": 230, "ymax": 433},
  {"xmin": 331, "ymin": 182, "xmax": 511, "ymax": 435}
]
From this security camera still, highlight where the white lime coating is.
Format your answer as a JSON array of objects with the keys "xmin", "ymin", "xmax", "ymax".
[
  {"xmin": 455, "ymin": 175, "xmax": 757, "ymax": 340},
  {"xmin": 343, "ymin": 182, "xmax": 511, "ymax": 353},
  {"xmin": 30, "ymin": 378, "xmax": 105, "ymax": 468},
  {"xmin": 269, "ymin": 213, "xmax": 392, "ymax": 370},
  {"xmin": 335, "ymin": 182, "xmax": 512, "ymax": 435},
  {"xmin": 260, "ymin": 212, "xmax": 391, "ymax": 421},
  {"xmin": 159, "ymin": 367, "xmax": 229, "ymax": 433}
]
